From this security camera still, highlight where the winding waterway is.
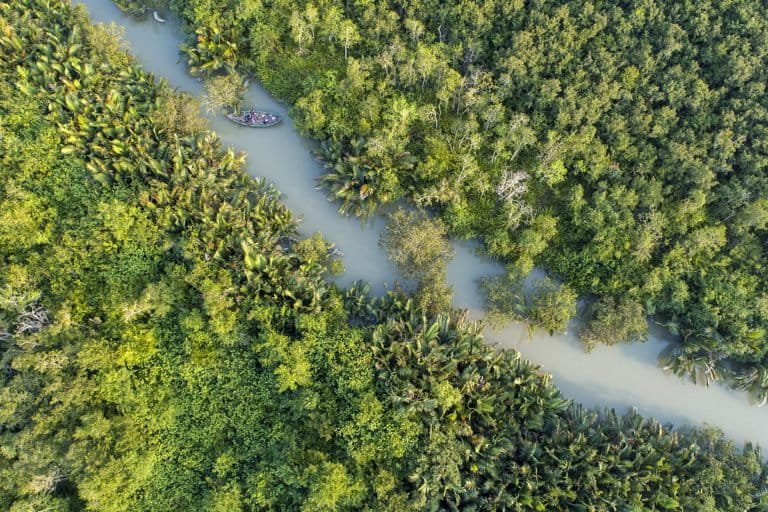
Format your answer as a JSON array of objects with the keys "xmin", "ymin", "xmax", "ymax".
[{"xmin": 76, "ymin": 0, "xmax": 768, "ymax": 449}]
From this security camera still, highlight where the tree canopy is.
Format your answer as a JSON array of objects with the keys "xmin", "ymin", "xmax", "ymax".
[
  {"xmin": 141, "ymin": 0, "xmax": 768, "ymax": 398},
  {"xmin": 2, "ymin": 1, "xmax": 768, "ymax": 510},
  {"xmin": 379, "ymin": 208, "xmax": 453, "ymax": 315}
]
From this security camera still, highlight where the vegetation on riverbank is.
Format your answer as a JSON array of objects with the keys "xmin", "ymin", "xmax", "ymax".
[
  {"xmin": 135, "ymin": 0, "xmax": 768, "ymax": 399},
  {"xmin": 2, "ymin": 0, "xmax": 768, "ymax": 510}
]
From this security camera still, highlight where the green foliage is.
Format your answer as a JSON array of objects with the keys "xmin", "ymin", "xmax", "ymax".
[
  {"xmin": 380, "ymin": 209, "xmax": 447, "ymax": 281},
  {"xmin": 481, "ymin": 274, "xmax": 578, "ymax": 335},
  {"xmin": 528, "ymin": 278, "xmax": 578, "ymax": 335},
  {"xmin": 159, "ymin": 0, "xmax": 768, "ymax": 392},
  {"xmin": 153, "ymin": 81, "xmax": 207, "ymax": 135},
  {"xmin": 113, "ymin": 0, "xmax": 166, "ymax": 16},
  {"xmin": 479, "ymin": 274, "xmax": 526, "ymax": 329},
  {"xmin": 581, "ymin": 296, "xmax": 648, "ymax": 352},
  {"xmin": 379, "ymin": 209, "xmax": 453, "ymax": 315},
  {"xmin": 201, "ymin": 72, "xmax": 246, "ymax": 113},
  {"xmin": 82, "ymin": 20, "xmax": 132, "ymax": 68},
  {"xmin": 293, "ymin": 232, "xmax": 345, "ymax": 276},
  {"xmin": 1, "ymin": 1, "xmax": 768, "ymax": 511}
]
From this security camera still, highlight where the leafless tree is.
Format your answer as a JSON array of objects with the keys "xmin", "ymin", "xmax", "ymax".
[
  {"xmin": 496, "ymin": 169, "xmax": 528, "ymax": 202},
  {"xmin": 27, "ymin": 467, "xmax": 66, "ymax": 495},
  {"xmin": 15, "ymin": 304, "xmax": 49, "ymax": 336}
]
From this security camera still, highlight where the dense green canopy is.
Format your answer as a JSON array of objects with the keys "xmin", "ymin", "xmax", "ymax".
[
  {"xmin": 148, "ymin": 0, "xmax": 768, "ymax": 397},
  {"xmin": 1, "ymin": 1, "xmax": 768, "ymax": 510}
]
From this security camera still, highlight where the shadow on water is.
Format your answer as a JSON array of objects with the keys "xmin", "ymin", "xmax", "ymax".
[{"xmin": 75, "ymin": 0, "xmax": 768, "ymax": 451}]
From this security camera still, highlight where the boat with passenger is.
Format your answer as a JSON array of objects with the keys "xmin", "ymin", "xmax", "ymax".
[{"xmin": 226, "ymin": 109, "xmax": 281, "ymax": 128}]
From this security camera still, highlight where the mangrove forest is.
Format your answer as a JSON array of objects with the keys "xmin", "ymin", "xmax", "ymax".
[{"xmin": 2, "ymin": 0, "xmax": 768, "ymax": 510}]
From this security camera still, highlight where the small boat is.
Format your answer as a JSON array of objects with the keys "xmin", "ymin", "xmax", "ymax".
[
  {"xmin": 153, "ymin": 11, "xmax": 166, "ymax": 23},
  {"xmin": 227, "ymin": 109, "xmax": 281, "ymax": 128}
]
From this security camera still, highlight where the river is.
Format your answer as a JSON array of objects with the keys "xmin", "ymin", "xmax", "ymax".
[{"xmin": 75, "ymin": 0, "xmax": 768, "ymax": 450}]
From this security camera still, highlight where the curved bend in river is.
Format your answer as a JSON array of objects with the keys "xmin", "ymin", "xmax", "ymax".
[{"xmin": 76, "ymin": 0, "xmax": 768, "ymax": 452}]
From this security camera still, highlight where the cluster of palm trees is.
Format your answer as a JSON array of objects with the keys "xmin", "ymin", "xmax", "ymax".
[
  {"xmin": 180, "ymin": 24, "xmax": 251, "ymax": 75},
  {"xmin": 6, "ymin": 0, "xmax": 334, "ymax": 317},
  {"xmin": 660, "ymin": 326, "xmax": 768, "ymax": 407},
  {"xmin": 335, "ymin": 283, "xmax": 768, "ymax": 509},
  {"xmin": 115, "ymin": 0, "xmax": 250, "ymax": 74},
  {"xmin": 316, "ymin": 137, "xmax": 415, "ymax": 219}
]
